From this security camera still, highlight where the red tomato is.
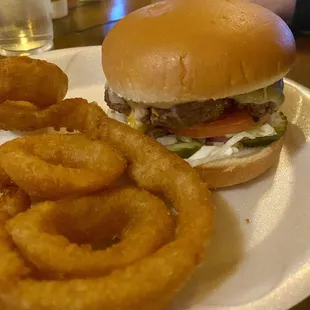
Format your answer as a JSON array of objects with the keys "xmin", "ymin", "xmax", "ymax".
[{"xmin": 170, "ymin": 111, "xmax": 255, "ymax": 138}]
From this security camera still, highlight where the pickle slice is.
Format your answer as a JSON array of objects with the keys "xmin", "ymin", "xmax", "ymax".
[
  {"xmin": 242, "ymin": 112, "xmax": 287, "ymax": 147},
  {"xmin": 166, "ymin": 142, "xmax": 202, "ymax": 159},
  {"xmin": 241, "ymin": 134, "xmax": 282, "ymax": 147}
]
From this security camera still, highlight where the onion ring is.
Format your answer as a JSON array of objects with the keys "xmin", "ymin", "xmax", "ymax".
[
  {"xmin": 0, "ymin": 57, "xmax": 68, "ymax": 108},
  {"xmin": 0, "ymin": 99, "xmax": 107, "ymax": 140},
  {"xmin": 0, "ymin": 57, "xmax": 213, "ymax": 310},
  {"xmin": 0, "ymin": 134, "xmax": 126, "ymax": 199},
  {"xmin": 0, "ymin": 209, "xmax": 30, "ymax": 283},
  {"xmin": 0, "ymin": 187, "xmax": 30, "ymax": 217},
  {"xmin": 7, "ymin": 187, "xmax": 174, "ymax": 278},
  {"xmin": 0, "ymin": 187, "xmax": 30, "ymax": 282},
  {"xmin": 0, "ymin": 119, "xmax": 213, "ymax": 310}
]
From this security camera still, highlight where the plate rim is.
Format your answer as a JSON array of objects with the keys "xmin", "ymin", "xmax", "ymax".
[{"xmin": 35, "ymin": 45, "xmax": 310, "ymax": 310}]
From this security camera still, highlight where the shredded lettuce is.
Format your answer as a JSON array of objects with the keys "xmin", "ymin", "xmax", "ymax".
[
  {"xmin": 156, "ymin": 135, "xmax": 178, "ymax": 146},
  {"xmin": 224, "ymin": 123, "xmax": 277, "ymax": 147},
  {"xmin": 109, "ymin": 107, "xmax": 286, "ymax": 166},
  {"xmin": 177, "ymin": 135, "xmax": 192, "ymax": 143},
  {"xmin": 185, "ymin": 145, "xmax": 240, "ymax": 167},
  {"xmin": 185, "ymin": 123, "xmax": 278, "ymax": 167},
  {"xmin": 155, "ymin": 123, "xmax": 280, "ymax": 165}
]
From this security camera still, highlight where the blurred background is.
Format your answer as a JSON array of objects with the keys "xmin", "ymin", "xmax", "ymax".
[
  {"xmin": 53, "ymin": 0, "xmax": 310, "ymax": 90},
  {"xmin": 53, "ymin": 0, "xmax": 156, "ymax": 49}
]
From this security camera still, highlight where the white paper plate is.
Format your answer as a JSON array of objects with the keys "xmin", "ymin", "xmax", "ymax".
[{"xmin": 28, "ymin": 46, "xmax": 310, "ymax": 310}]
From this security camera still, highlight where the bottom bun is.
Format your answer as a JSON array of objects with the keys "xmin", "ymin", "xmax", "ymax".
[{"xmin": 195, "ymin": 138, "xmax": 284, "ymax": 188}]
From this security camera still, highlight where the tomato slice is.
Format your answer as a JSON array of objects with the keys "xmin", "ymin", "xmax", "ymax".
[{"xmin": 170, "ymin": 111, "xmax": 255, "ymax": 138}]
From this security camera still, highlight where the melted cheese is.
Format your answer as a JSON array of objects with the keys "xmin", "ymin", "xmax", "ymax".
[
  {"xmin": 233, "ymin": 80, "xmax": 284, "ymax": 105},
  {"xmin": 126, "ymin": 107, "xmax": 149, "ymax": 132}
]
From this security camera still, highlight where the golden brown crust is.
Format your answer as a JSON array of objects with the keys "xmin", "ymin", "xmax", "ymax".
[
  {"xmin": 102, "ymin": 0, "xmax": 296, "ymax": 105},
  {"xmin": 0, "ymin": 57, "xmax": 68, "ymax": 107},
  {"xmin": 196, "ymin": 138, "xmax": 284, "ymax": 188}
]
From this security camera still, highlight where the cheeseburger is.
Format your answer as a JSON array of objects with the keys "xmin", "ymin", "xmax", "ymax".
[{"xmin": 102, "ymin": 0, "xmax": 296, "ymax": 187}]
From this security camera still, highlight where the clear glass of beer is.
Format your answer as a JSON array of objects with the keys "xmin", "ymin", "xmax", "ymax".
[{"xmin": 0, "ymin": 0, "xmax": 54, "ymax": 56}]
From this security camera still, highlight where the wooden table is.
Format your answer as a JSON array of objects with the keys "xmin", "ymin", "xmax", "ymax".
[{"xmin": 53, "ymin": 1, "xmax": 310, "ymax": 309}]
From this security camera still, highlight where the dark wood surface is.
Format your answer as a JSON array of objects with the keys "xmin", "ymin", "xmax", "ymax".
[{"xmin": 53, "ymin": 1, "xmax": 310, "ymax": 309}]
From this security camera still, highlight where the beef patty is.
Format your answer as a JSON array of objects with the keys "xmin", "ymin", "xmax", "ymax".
[{"xmin": 105, "ymin": 88, "xmax": 280, "ymax": 128}]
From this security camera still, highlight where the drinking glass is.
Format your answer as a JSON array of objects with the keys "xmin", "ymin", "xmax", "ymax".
[{"xmin": 0, "ymin": 0, "xmax": 54, "ymax": 56}]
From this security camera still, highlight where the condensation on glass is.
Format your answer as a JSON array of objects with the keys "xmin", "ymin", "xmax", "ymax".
[{"xmin": 0, "ymin": 0, "xmax": 54, "ymax": 56}]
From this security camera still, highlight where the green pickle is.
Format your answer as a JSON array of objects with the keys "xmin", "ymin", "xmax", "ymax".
[
  {"xmin": 166, "ymin": 142, "xmax": 202, "ymax": 159},
  {"xmin": 242, "ymin": 112, "xmax": 287, "ymax": 148},
  {"xmin": 241, "ymin": 134, "xmax": 281, "ymax": 147}
]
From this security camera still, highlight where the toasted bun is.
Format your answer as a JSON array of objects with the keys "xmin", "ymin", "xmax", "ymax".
[
  {"xmin": 102, "ymin": 0, "xmax": 296, "ymax": 106},
  {"xmin": 195, "ymin": 138, "xmax": 283, "ymax": 188}
]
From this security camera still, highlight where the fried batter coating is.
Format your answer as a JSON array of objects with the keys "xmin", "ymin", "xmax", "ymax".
[
  {"xmin": 7, "ymin": 187, "xmax": 174, "ymax": 278},
  {"xmin": 0, "ymin": 57, "xmax": 213, "ymax": 310},
  {"xmin": 0, "ymin": 99, "xmax": 107, "ymax": 139},
  {"xmin": 0, "ymin": 187, "xmax": 30, "ymax": 217},
  {"xmin": 0, "ymin": 120, "xmax": 213, "ymax": 310},
  {"xmin": 0, "ymin": 134, "xmax": 126, "ymax": 199},
  {"xmin": 0, "ymin": 187, "xmax": 30, "ymax": 283},
  {"xmin": 0, "ymin": 57, "xmax": 68, "ymax": 108}
]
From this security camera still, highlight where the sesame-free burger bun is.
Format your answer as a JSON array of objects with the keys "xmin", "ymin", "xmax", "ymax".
[
  {"xmin": 196, "ymin": 138, "xmax": 284, "ymax": 188},
  {"xmin": 101, "ymin": 0, "xmax": 296, "ymax": 106}
]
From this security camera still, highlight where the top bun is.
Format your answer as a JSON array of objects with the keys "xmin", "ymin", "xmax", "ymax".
[{"xmin": 102, "ymin": 0, "xmax": 296, "ymax": 106}]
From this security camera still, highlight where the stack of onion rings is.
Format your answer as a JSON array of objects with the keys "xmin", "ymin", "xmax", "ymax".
[
  {"xmin": 7, "ymin": 187, "xmax": 174, "ymax": 278},
  {"xmin": 0, "ymin": 56, "xmax": 214, "ymax": 310}
]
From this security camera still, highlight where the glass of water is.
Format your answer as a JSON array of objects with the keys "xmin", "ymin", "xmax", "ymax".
[{"xmin": 0, "ymin": 0, "xmax": 54, "ymax": 56}]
